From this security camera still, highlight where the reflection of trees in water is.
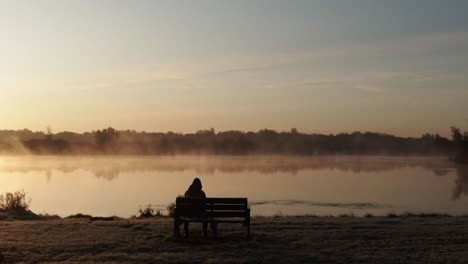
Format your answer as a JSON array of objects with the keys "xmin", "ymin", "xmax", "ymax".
[
  {"xmin": 452, "ymin": 166, "xmax": 468, "ymax": 200},
  {"xmin": 432, "ymin": 169, "xmax": 450, "ymax": 176},
  {"xmin": 0, "ymin": 155, "xmax": 455, "ymax": 182},
  {"xmin": 46, "ymin": 169, "xmax": 52, "ymax": 183},
  {"xmin": 94, "ymin": 169, "xmax": 120, "ymax": 181}
]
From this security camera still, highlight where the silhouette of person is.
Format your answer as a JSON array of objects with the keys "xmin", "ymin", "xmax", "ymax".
[
  {"xmin": 182, "ymin": 178, "xmax": 208, "ymax": 237},
  {"xmin": 184, "ymin": 178, "xmax": 206, "ymax": 199}
]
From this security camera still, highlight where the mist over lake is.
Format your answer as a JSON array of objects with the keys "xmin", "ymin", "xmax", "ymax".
[{"xmin": 1, "ymin": 155, "xmax": 466, "ymax": 217}]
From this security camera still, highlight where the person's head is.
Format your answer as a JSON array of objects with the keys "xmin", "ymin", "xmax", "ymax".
[{"xmin": 192, "ymin": 178, "xmax": 202, "ymax": 189}]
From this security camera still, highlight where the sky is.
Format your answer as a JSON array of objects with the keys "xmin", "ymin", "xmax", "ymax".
[{"xmin": 0, "ymin": 0, "xmax": 467, "ymax": 137}]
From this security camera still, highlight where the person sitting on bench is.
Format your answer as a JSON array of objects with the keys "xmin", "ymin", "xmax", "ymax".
[
  {"xmin": 185, "ymin": 178, "xmax": 206, "ymax": 199},
  {"xmin": 182, "ymin": 178, "xmax": 208, "ymax": 237}
]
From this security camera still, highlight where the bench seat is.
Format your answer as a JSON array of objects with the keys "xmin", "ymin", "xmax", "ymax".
[{"xmin": 178, "ymin": 217, "xmax": 247, "ymax": 223}]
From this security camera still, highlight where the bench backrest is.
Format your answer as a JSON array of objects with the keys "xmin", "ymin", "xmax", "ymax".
[{"xmin": 175, "ymin": 197, "xmax": 248, "ymax": 218}]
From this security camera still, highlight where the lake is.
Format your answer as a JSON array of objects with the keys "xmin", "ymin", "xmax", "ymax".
[{"xmin": 0, "ymin": 155, "xmax": 467, "ymax": 217}]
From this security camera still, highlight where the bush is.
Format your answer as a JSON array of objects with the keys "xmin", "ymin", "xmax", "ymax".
[
  {"xmin": 386, "ymin": 212, "xmax": 398, "ymax": 218},
  {"xmin": 138, "ymin": 204, "xmax": 163, "ymax": 218},
  {"xmin": 0, "ymin": 190, "xmax": 31, "ymax": 212},
  {"xmin": 364, "ymin": 213, "xmax": 374, "ymax": 218},
  {"xmin": 166, "ymin": 202, "xmax": 176, "ymax": 217}
]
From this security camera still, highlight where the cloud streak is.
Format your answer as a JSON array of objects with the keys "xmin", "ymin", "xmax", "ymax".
[{"xmin": 62, "ymin": 30, "xmax": 468, "ymax": 94}]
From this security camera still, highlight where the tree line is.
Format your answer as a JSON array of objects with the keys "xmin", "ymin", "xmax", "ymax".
[{"xmin": 0, "ymin": 127, "xmax": 464, "ymax": 156}]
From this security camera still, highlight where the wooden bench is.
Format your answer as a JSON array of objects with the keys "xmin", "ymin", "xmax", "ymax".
[{"xmin": 173, "ymin": 197, "xmax": 250, "ymax": 238}]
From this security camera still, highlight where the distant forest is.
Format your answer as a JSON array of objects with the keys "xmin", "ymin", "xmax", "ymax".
[{"xmin": 0, "ymin": 127, "xmax": 465, "ymax": 156}]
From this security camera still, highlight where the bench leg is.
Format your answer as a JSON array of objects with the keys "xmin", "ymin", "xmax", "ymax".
[
  {"xmin": 246, "ymin": 209, "xmax": 251, "ymax": 239},
  {"xmin": 202, "ymin": 222, "xmax": 208, "ymax": 239},
  {"xmin": 184, "ymin": 222, "xmax": 189, "ymax": 238},
  {"xmin": 212, "ymin": 222, "xmax": 218, "ymax": 240},
  {"xmin": 173, "ymin": 219, "xmax": 180, "ymax": 237},
  {"xmin": 246, "ymin": 216, "xmax": 251, "ymax": 239}
]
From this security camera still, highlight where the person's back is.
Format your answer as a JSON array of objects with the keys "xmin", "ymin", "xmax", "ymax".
[{"xmin": 184, "ymin": 178, "xmax": 206, "ymax": 198}]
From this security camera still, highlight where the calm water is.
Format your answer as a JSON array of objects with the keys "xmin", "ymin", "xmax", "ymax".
[{"xmin": 0, "ymin": 155, "xmax": 467, "ymax": 217}]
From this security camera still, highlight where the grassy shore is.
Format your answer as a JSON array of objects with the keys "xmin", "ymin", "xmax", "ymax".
[{"xmin": 1, "ymin": 215, "xmax": 468, "ymax": 264}]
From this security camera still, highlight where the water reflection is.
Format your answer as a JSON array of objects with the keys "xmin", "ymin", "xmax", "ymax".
[
  {"xmin": 0, "ymin": 155, "xmax": 455, "ymax": 180},
  {"xmin": 0, "ymin": 155, "xmax": 467, "ymax": 216}
]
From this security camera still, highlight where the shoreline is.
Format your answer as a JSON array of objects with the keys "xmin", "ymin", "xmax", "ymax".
[{"xmin": 3, "ymin": 207, "xmax": 468, "ymax": 221}]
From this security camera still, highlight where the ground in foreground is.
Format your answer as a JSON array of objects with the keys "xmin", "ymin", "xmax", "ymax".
[{"xmin": 0, "ymin": 216, "xmax": 468, "ymax": 263}]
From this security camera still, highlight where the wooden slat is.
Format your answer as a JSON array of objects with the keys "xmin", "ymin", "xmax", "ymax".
[
  {"xmin": 204, "ymin": 204, "xmax": 247, "ymax": 210},
  {"xmin": 209, "ymin": 219, "xmax": 247, "ymax": 223},
  {"xmin": 177, "ymin": 197, "xmax": 247, "ymax": 204},
  {"xmin": 207, "ymin": 211, "xmax": 246, "ymax": 218},
  {"xmin": 176, "ymin": 208, "xmax": 247, "ymax": 216},
  {"xmin": 177, "ymin": 212, "xmax": 246, "ymax": 218},
  {"xmin": 205, "ymin": 198, "xmax": 247, "ymax": 204},
  {"xmin": 178, "ymin": 218, "xmax": 245, "ymax": 223},
  {"xmin": 176, "ymin": 203, "xmax": 205, "ymax": 207},
  {"xmin": 175, "ymin": 197, "xmax": 249, "ymax": 219}
]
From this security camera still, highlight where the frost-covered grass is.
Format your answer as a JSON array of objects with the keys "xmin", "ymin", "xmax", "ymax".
[{"xmin": 0, "ymin": 216, "xmax": 468, "ymax": 263}]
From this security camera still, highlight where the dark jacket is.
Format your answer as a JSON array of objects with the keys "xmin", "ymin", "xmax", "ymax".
[{"xmin": 184, "ymin": 184, "xmax": 206, "ymax": 198}]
